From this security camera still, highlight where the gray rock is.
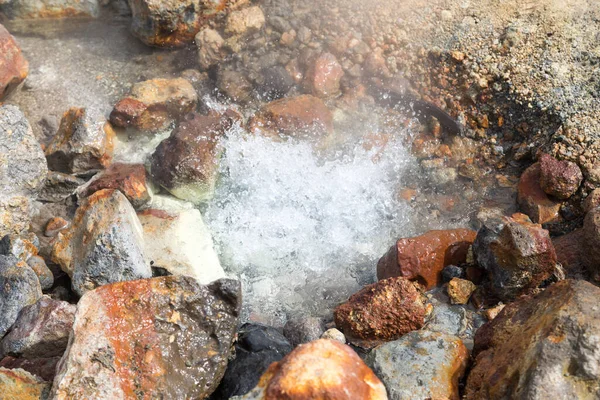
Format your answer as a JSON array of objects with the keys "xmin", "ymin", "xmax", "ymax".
[
  {"xmin": 195, "ymin": 28, "xmax": 226, "ymax": 71},
  {"xmin": 0, "ymin": 255, "xmax": 42, "ymax": 337},
  {"xmin": 0, "ymin": 296, "xmax": 75, "ymax": 358},
  {"xmin": 37, "ymin": 171, "xmax": 85, "ymax": 203},
  {"xmin": 27, "ymin": 255, "xmax": 54, "ymax": 290},
  {"xmin": 283, "ymin": 316, "xmax": 324, "ymax": 346},
  {"xmin": 0, "ymin": 233, "xmax": 39, "ymax": 261},
  {"xmin": 366, "ymin": 330, "xmax": 469, "ymax": 400},
  {"xmin": 0, "ymin": 0, "xmax": 99, "ymax": 19},
  {"xmin": 321, "ymin": 328, "xmax": 346, "ymax": 343}
]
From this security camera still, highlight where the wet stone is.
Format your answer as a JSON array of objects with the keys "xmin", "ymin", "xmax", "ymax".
[
  {"xmin": 517, "ymin": 163, "xmax": 560, "ymax": 224},
  {"xmin": 0, "ymin": 0, "xmax": 99, "ymax": 19},
  {"xmin": 79, "ymin": 163, "xmax": 151, "ymax": 208},
  {"xmin": 303, "ymin": 52, "xmax": 344, "ymax": 99}
]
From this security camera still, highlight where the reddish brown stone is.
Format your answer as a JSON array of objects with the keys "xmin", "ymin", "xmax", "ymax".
[
  {"xmin": 44, "ymin": 217, "xmax": 69, "ymax": 237},
  {"xmin": 80, "ymin": 163, "xmax": 150, "ymax": 208},
  {"xmin": 0, "ymin": 24, "xmax": 28, "ymax": 101},
  {"xmin": 248, "ymin": 94, "xmax": 334, "ymax": 138},
  {"xmin": 538, "ymin": 153, "xmax": 582, "ymax": 199},
  {"xmin": 334, "ymin": 277, "xmax": 426, "ymax": 347},
  {"xmin": 583, "ymin": 208, "xmax": 600, "ymax": 275},
  {"xmin": 552, "ymin": 228, "xmax": 585, "ymax": 276},
  {"xmin": 238, "ymin": 339, "xmax": 387, "ymax": 400},
  {"xmin": 0, "ymin": 356, "xmax": 60, "ymax": 382},
  {"xmin": 377, "ymin": 229, "xmax": 477, "ymax": 289},
  {"xmin": 517, "ymin": 163, "xmax": 561, "ymax": 224},
  {"xmin": 303, "ymin": 52, "xmax": 344, "ymax": 98}
]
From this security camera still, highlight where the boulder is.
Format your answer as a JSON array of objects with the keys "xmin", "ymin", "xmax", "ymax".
[
  {"xmin": 538, "ymin": 153, "xmax": 582, "ymax": 199},
  {"xmin": 235, "ymin": 339, "xmax": 387, "ymax": 400},
  {"xmin": 109, "ymin": 78, "xmax": 197, "ymax": 132},
  {"xmin": 0, "ymin": 356, "xmax": 60, "ymax": 382},
  {"xmin": 51, "ymin": 189, "xmax": 151, "ymax": 296},
  {"xmin": 366, "ymin": 330, "xmax": 468, "ymax": 400},
  {"xmin": 377, "ymin": 229, "xmax": 476, "ymax": 289},
  {"xmin": 466, "ymin": 279, "xmax": 600, "ymax": 399},
  {"xmin": 0, "ymin": 24, "xmax": 28, "ymax": 100},
  {"xmin": 302, "ymin": 52, "xmax": 344, "ymax": 99},
  {"xmin": 51, "ymin": 276, "xmax": 241, "ymax": 399},
  {"xmin": 211, "ymin": 323, "xmax": 293, "ymax": 399},
  {"xmin": 137, "ymin": 207, "xmax": 225, "ymax": 283},
  {"xmin": 37, "ymin": 171, "xmax": 85, "ymax": 203},
  {"xmin": 0, "ymin": 367, "xmax": 50, "ymax": 399},
  {"xmin": 447, "ymin": 277, "xmax": 476, "ymax": 304},
  {"xmin": 248, "ymin": 94, "xmax": 333, "ymax": 138},
  {"xmin": 195, "ymin": 28, "xmax": 226, "ymax": 71},
  {"xmin": 334, "ymin": 277, "xmax": 426, "ymax": 347},
  {"xmin": 282, "ymin": 316, "xmax": 324, "ymax": 347},
  {"xmin": 45, "ymin": 107, "xmax": 115, "ymax": 174},
  {"xmin": 517, "ymin": 163, "xmax": 561, "ymax": 224},
  {"xmin": 150, "ymin": 111, "xmax": 238, "ymax": 203},
  {"xmin": 0, "ymin": 255, "xmax": 42, "ymax": 338},
  {"xmin": 79, "ymin": 163, "xmax": 151, "ymax": 208},
  {"xmin": 0, "ymin": 0, "xmax": 98, "ymax": 19},
  {"xmin": 225, "ymin": 6, "xmax": 265, "ymax": 36},
  {"xmin": 0, "ymin": 296, "xmax": 75, "ymax": 358},
  {"xmin": 473, "ymin": 213, "xmax": 558, "ymax": 301}
]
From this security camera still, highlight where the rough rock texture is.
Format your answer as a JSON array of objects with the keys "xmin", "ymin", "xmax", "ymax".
[
  {"xmin": 321, "ymin": 328, "xmax": 345, "ymax": 343},
  {"xmin": 366, "ymin": 330, "xmax": 468, "ymax": 400},
  {"xmin": 0, "ymin": 296, "xmax": 75, "ymax": 358},
  {"xmin": 27, "ymin": 255, "xmax": 54, "ymax": 290},
  {"xmin": 582, "ymin": 207, "xmax": 600, "ymax": 275},
  {"xmin": 539, "ymin": 154, "xmax": 583, "ymax": 199},
  {"xmin": 225, "ymin": 6, "xmax": 265, "ymax": 36},
  {"xmin": 109, "ymin": 78, "xmax": 197, "ymax": 131},
  {"xmin": 0, "ymin": 356, "xmax": 60, "ymax": 382},
  {"xmin": 52, "ymin": 276, "xmax": 241, "ymax": 399},
  {"xmin": 334, "ymin": 277, "xmax": 426, "ymax": 347},
  {"xmin": 37, "ymin": 171, "xmax": 85, "ymax": 203},
  {"xmin": 553, "ymin": 229, "xmax": 585, "ymax": 276},
  {"xmin": 236, "ymin": 339, "xmax": 387, "ymax": 400},
  {"xmin": 137, "ymin": 207, "xmax": 225, "ymax": 283},
  {"xmin": 217, "ymin": 68, "xmax": 254, "ymax": 103},
  {"xmin": 517, "ymin": 163, "xmax": 561, "ymax": 224},
  {"xmin": 473, "ymin": 213, "xmax": 558, "ymax": 301},
  {"xmin": 302, "ymin": 52, "xmax": 344, "ymax": 99},
  {"xmin": 248, "ymin": 94, "xmax": 333, "ymax": 138},
  {"xmin": 211, "ymin": 323, "xmax": 293, "ymax": 399},
  {"xmin": 466, "ymin": 280, "xmax": 600, "ymax": 400},
  {"xmin": 195, "ymin": 28, "xmax": 226, "ymax": 71},
  {"xmin": 0, "ymin": 233, "xmax": 38, "ymax": 262},
  {"xmin": 0, "ymin": 367, "xmax": 50, "ymax": 399},
  {"xmin": 79, "ymin": 163, "xmax": 150, "ymax": 208},
  {"xmin": 0, "ymin": 255, "xmax": 42, "ymax": 338},
  {"xmin": 283, "ymin": 316, "xmax": 324, "ymax": 347},
  {"xmin": 0, "ymin": 24, "xmax": 28, "ymax": 100},
  {"xmin": 0, "ymin": 0, "xmax": 99, "ymax": 19},
  {"xmin": 44, "ymin": 217, "xmax": 69, "ymax": 238},
  {"xmin": 51, "ymin": 189, "xmax": 151, "ymax": 295},
  {"xmin": 377, "ymin": 229, "xmax": 476, "ymax": 289},
  {"xmin": 447, "ymin": 277, "xmax": 476, "ymax": 305},
  {"xmin": 45, "ymin": 107, "xmax": 115, "ymax": 174},
  {"xmin": 0, "ymin": 105, "xmax": 47, "ymax": 237},
  {"xmin": 150, "ymin": 111, "xmax": 237, "ymax": 203}
]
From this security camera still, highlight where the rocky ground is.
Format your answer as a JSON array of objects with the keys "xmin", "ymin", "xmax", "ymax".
[{"xmin": 0, "ymin": 0, "xmax": 599, "ymax": 399}]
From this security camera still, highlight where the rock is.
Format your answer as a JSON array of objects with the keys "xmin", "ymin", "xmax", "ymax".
[
  {"xmin": 137, "ymin": 207, "xmax": 225, "ymax": 283},
  {"xmin": 583, "ymin": 189, "xmax": 600, "ymax": 213},
  {"xmin": 473, "ymin": 213, "xmax": 558, "ymax": 301},
  {"xmin": 27, "ymin": 256, "xmax": 53, "ymax": 290},
  {"xmin": 259, "ymin": 65, "xmax": 294, "ymax": 100},
  {"xmin": 51, "ymin": 189, "xmax": 151, "ymax": 296},
  {"xmin": 225, "ymin": 6, "xmax": 265, "ymax": 36},
  {"xmin": 282, "ymin": 316, "xmax": 324, "ymax": 347},
  {"xmin": 248, "ymin": 94, "xmax": 333, "ymax": 138},
  {"xmin": 217, "ymin": 68, "xmax": 253, "ymax": 103},
  {"xmin": 110, "ymin": 78, "xmax": 197, "ymax": 132},
  {"xmin": 334, "ymin": 277, "xmax": 426, "ymax": 347},
  {"xmin": 0, "ymin": 255, "xmax": 42, "ymax": 338},
  {"xmin": 150, "ymin": 111, "xmax": 237, "ymax": 203},
  {"xmin": 466, "ymin": 279, "xmax": 600, "ymax": 399},
  {"xmin": 377, "ymin": 229, "xmax": 477, "ymax": 290},
  {"xmin": 0, "ymin": 105, "xmax": 48, "ymax": 237},
  {"xmin": 582, "ymin": 207, "xmax": 600, "ymax": 275},
  {"xmin": 0, "ymin": 0, "xmax": 98, "ymax": 19},
  {"xmin": 0, "ymin": 233, "xmax": 38, "ymax": 262},
  {"xmin": 303, "ymin": 52, "xmax": 344, "ymax": 98},
  {"xmin": 538, "ymin": 154, "xmax": 582, "ymax": 199},
  {"xmin": 51, "ymin": 276, "xmax": 241, "ymax": 399},
  {"xmin": 0, "ymin": 356, "xmax": 60, "ymax": 382},
  {"xmin": 79, "ymin": 163, "xmax": 151, "ymax": 208},
  {"xmin": 211, "ymin": 323, "xmax": 293, "ymax": 399},
  {"xmin": 321, "ymin": 328, "xmax": 345, "ymax": 343},
  {"xmin": 366, "ymin": 330, "xmax": 468, "ymax": 400},
  {"xmin": 517, "ymin": 163, "xmax": 561, "ymax": 224},
  {"xmin": 441, "ymin": 264, "xmax": 465, "ymax": 282},
  {"xmin": 195, "ymin": 28, "xmax": 226, "ymax": 71},
  {"xmin": 235, "ymin": 339, "xmax": 387, "ymax": 400},
  {"xmin": 0, "ymin": 24, "xmax": 28, "ymax": 100},
  {"xmin": 0, "ymin": 367, "xmax": 50, "ymax": 399},
  {"xmin": 44, "ymin": 217, "xmax": 69, "ymax": 237},
  {"xmin": 0, "ymin": 296, "xmax": 75, "ymax": 358},
  {"xmin": 552, "ymin": 228, "xmax": 585, "ymax": 275},
  {"xmin": 45, "ymin": 107, "xmax": 115, "ymax": 174},
  {"xmin": 483, "ymin": 304, "xmax": 505, "ymax": 321},
  {"xmin": 447, "ymin": 277, "xmax": 476, "ymax": 304},
  {"xmin": 36, "ymin": 171, "xmax": 85, "ymax": 203}
]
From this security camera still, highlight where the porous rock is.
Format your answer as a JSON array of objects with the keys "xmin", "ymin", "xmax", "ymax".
[{"xmin": 539, "ymin": 153, "xmax": 582, "ymax": 199}]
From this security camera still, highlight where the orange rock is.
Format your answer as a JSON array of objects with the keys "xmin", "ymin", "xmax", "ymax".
[
  {"xmin": 302, "ymin": 52, "xmax": 344, "ymax": 99},
  {"xmin": 447, "ymin": 278, "xmax": 476, "ymax": 304},
  {"xmin": 238, "ymin": 339, "xmax": 387, "ymax": 400},
  {"xmin": 377, "ymin": 229, "xmax": 477, "ymax": 289},
  {"xmin": 0, "ymin": 24, "xmax": 28, "ymax": 101},
  {"xmin": 517, "ymin": 163, "xmax": 560, "ymax": 224},
  {"xmin": 80, "ymin": 163, "xmax": 150, "ymax": 208},
  {"xmin": 0, "ymin": 368, "xmax": 50, "ymax": 399},
  {"xmin": 44, "ymin": 217, "xmax": 69, "ymax": 237}
]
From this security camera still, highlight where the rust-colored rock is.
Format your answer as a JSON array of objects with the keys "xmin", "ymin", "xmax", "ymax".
[
  {"xmin": 0, "ymin": 367, "xmax": 50, "ymax": 399},
  {"xmin": 79, "ymin": 163, "xmax": 150, "ymax": 208},
  {"xmin": 237, "ymin": 339, "xmax": 388, "ymax": 400},
  {"xmin": 538, "ymin": 153, "xmax": 582, "ymax": 199},
  {"xmin": 466, "ymin": 280, "xmax": 600, "ymax": 399},
  {"xmin": 110, "ymin": 78, "xmax": 197, "ymax": 132},
  {"xmin": 303, "ymin": 52, "xmax": 344, "ymax": 99},
  {"xmin": 552, "ymin": 228, "xmax": 585, "ymax": 276},
  {"xmin": 447, "ymin": 277, "xmax": 476, "ymax": 304},
  {"xmin": 517, "ymin": 163, "xmax": 561, "ymax": 224},
  {"xmin": 582, "ymin": 207, "xmax": 600, "ymax": 275},
  {"xmin": 249, "ymin": 94, "xmax": 334, "ymax": 138},
  {"xmin": 377, "ymin": 229, "xmax": 477, "ymax": 289},
  {"xmin": 0, "ymin": 0, "xmax": 99, "ymax": 19},
  {"xmin": 334, "ymin": 277, "xmax": 426, "ymax": 347},
  {"xmin": 0, "ymin": 24, "xmax": 28, "ymax": 100},
  {"xmin": 44, "ymin": 217, "xmax": 69, "ymax": 237}
]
